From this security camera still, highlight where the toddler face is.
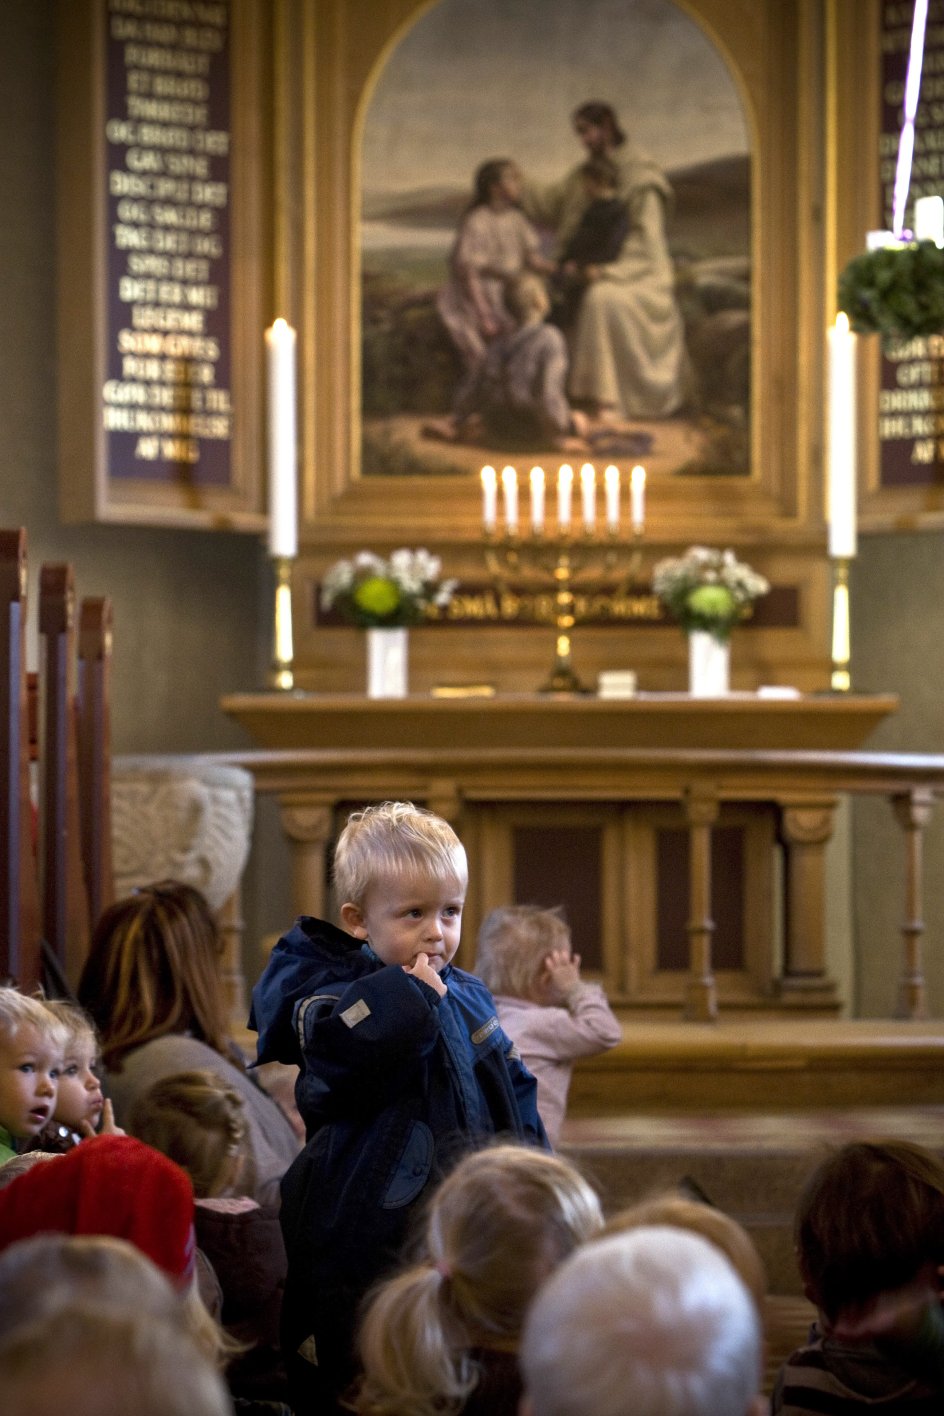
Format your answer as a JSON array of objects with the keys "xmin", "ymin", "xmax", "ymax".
[
  {"xmin": 342, "ymin": 873, "xmax": 465, "ymax": 975},
  {"xmin": 0, "ymin": 1022, "xmax": 61, "ymax": 1139},
  {"xmin": 54, "ymin": 1039, "xmax": 104, "ymax": 1132}
]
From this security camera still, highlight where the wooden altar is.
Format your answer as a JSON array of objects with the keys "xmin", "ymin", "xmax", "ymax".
[
  {"xmin": 221, "ymin": 692, "xmax": 906, "ymax": 1021},
  {"xmin": 221, "ymin": 692, "xmax": 897, "ymax": 754}
]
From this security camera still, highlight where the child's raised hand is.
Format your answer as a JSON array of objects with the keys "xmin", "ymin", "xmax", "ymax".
[
  {"xmin": 79, "ymin": 1097, "xmax": 125, "ymax": 1139},
  {"xmin": 404, "ymin": 953, "xmax": 447, "ymax": 999},
  {"xmin": 541, "ymin": 949, "xmax": 581, "ymax": 1004}
]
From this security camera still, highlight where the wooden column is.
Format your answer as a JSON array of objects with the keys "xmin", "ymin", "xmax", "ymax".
[
  {"xmin": 77, "ymin": 597, "xmax": 114, "ymax": 930},
  {"xmin": 39, "ymin": 564, "xmax": 89, "ymax": 984},
  {"xmin": 0, "ymin": 530, "xmax": 42, "ymax": 989},
  {"xmin": 280, "ymin": 802, "xmax": 333, "ymax": 924},
  {"xmin": 778, "ymin": 800, "xmax": 839, "ymax": 1004},
  {"xmin": 891, "ymin": 788, "xmax": 935, "ymax": 1021},
  {"xmin": 683, "ymin": 783, "xmax": 719, "ymax": 1022}
]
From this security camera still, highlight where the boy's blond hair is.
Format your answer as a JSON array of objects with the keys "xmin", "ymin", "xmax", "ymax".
[
  {"xmin": 333, "ymin": 801, "xmax": 467, "ymax": 909},
  {"xmin": 41, "ymin": 999, "xmax": 98, "ymax": 1057},
  {"xmin": 475, "ymin": 905, "xmax": 570, "ymax": 999},
  {"xmin": 0, "ymin": 988, "xmax": 67, "ymax": 1053}
]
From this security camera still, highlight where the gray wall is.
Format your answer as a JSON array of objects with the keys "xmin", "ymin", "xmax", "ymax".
[
  {"xmin": 0, "ymin": 4, "xmax": 291, "ymax": 970},
  {"xmin": 852, "ymin": 538, "xmax": 944, "ymax": 1016}
]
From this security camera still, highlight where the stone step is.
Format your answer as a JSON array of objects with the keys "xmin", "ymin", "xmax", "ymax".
[{"xmin": 558, "ymin": 1105, "xmax": 944, "ymax": 1296}]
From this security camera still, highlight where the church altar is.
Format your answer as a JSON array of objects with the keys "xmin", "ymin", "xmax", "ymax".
[
  {"xmin": 220, "ymin": 691, "xmax": 910, "ymax": 1022},
  {"xmin": 220, "ymin": 691, "xmax": 898, "ymax": 754}
]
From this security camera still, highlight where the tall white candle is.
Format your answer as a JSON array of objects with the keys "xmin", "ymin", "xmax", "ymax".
[
  {"xmin": 265, "ymin": 318, "xmax": 298, "ymax": 558},
  {"xmin": 604, "ymin": 464, "xmax": 620, "ymax": 531},
  {"xmin": 501, "ymin": 465, "xmax": 519, "ymax": 533},
  {"xmin": 630, "ymin": 464, "xmax": 646, "ymax": 531},
  {"xmin": 580, "ymin": 463, "xmax": 596, "ymax": 530},
  {"xmin": 557, "ymin": 464, "xmax": 573, "ymax": 530},
  {"xmin": 826, "ymin": 313, "xmax": 858, "ymax": 558},
  {"xmin": 481, "ymin": 465, "xmax": 497, "ymax": 531},
  {"xmin": 529, "ymin": 466, "xmax": 545, "ymax": 532},
  {"xmin": 915, "ymin": 194, "xmax": 944, "ymax": 246}
]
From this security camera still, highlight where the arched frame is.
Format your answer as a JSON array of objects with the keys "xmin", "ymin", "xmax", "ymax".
[{"xmin": 271, "ymin": 0, "xmax": 880, "ymax": 693}]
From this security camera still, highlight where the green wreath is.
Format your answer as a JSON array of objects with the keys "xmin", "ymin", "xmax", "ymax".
[{"xmin": 838, "ymin": 240, "xmax": 944, "ymax": 345}]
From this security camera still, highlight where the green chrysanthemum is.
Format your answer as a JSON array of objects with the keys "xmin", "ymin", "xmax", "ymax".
[
  {"xmin": 685, "ymin": 584, "xmax": 736, "ymax": 620},
  {"xmin": 352, "ymin": 575, "xmax": 401, "ymax": 618}
]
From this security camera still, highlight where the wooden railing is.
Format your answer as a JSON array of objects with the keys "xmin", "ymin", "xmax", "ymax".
[
  {"xmin": 201, "ymin": 744, "xmax": 944, "ymax": 1022},
  {"xmin": 0, "ymin": 531, "xmax": 113, "ymax": 990}
]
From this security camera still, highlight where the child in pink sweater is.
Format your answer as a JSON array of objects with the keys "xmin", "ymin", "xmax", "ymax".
[{"xmin": 475, "ymin": 906, "xmax": 622, "ymax": 1146}]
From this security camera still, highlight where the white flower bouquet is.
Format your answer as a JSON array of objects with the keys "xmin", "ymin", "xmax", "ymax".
[
  {"xmin": 652, "ymin": 546, "xmax": 769, "ymax": 642},
  {"xmin": 320, "ymin": 548, "xmax": 457, "ymax": 628}
]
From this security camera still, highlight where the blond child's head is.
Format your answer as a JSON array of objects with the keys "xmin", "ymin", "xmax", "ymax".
[
  {"xmin": 354, "ymin": 1143, "xmax": 603, "ymax": 1416},
  {"xmin": 335, "ymin": 803, "xmax": 468, "ymax": 976},
  {"xmin": 41, "ymin": 1000, "xmax": 103, "ymax": 1135},
  {"xmin": 475, "ymin": 905, "xmax": 571, "ymax": 1001},
  {"xmin": 0, "ymin": 1302, "xmax": 232, "ymax": 1416},
  {"xmin": 127, "ymin": 1069, "xmax": 255, "ymax": 1200},
  {"xmin": 334, "ymin": 802, "xmax": 467, "ymax": 908},
  {"xmin": 504, "ymin": 271, "xmax": 551, "ymax": 326},
  {"xmin": 0, "ymin": 989, "xmax": 66, "ymax": 1142},
  {"xmin": 602, "ymin": 1190, "xmax": 768, "ymax": 1318}
]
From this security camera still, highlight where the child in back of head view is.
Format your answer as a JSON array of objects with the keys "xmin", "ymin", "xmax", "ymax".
[
  {"xmin": 128, "ymin": 1069, "xmax": 288, "ymax": 1408},
  {"xmin": 773, "ymin": 1139, "xmax": 944, "ymax": 1413},
  {"xmin": 475, "ymin": 906, "xmax": 621, "ymax": 1145},
  {"xmin": 249, "ymin": 800, "xmax": 547, "ymax": 1413},
  {"xmin": 0, "ymin": 989, "xmax": 66, "ymax": 1163},
  {"xmin": 353, "ymin": 1143, "xmax": 603, "ymax": 1416}
]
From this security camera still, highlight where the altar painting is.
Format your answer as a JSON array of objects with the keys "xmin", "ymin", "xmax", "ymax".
[{"xmin": 359, "ymin": 0, "xmax": 751, "ymax": 481}]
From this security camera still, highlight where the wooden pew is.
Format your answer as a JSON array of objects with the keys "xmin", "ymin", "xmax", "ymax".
[
  {"xmin": 39, "ymin": 563, "xmax": 91, "ymax": 986},
  {"xmin": 77, "ymin": 597, "xmax": 114, "ymax": 929},
  {"xmin": 0, "ymin": 532, "xmax": 115, "ymax": 992},
  {"xmin": 0, "ymin": 530, "xmax": 43, "ymax": 990}
]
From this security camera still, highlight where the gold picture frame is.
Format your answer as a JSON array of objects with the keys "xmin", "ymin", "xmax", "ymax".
[{"xmin": 286, "ymin": 0, "xmax": 832, "ymax": 553}]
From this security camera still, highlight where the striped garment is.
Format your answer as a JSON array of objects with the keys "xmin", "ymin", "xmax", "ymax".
[{"xmin": 773, "ymin": 1330, "xmax": 943, "ymax": 1414}]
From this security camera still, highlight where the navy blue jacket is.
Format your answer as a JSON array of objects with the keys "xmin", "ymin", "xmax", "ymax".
[{"xmin": 249, "ymin": 916, "xmax": 547, "ymax": 1407}]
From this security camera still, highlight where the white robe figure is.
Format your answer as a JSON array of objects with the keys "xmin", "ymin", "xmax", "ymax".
[{"xmin": 527, "ymin": 145, "xmax": 689, "ymax": 419}]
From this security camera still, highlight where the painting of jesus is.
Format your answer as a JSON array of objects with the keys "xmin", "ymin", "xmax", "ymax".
[{"xmin": 359, "ymin": 0, "xmax": 750, "ymax": 480}]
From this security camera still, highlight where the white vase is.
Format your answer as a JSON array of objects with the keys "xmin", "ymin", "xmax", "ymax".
[
  {"xmin": 687, "ymin": 629, "xmax": 730, "ymax": 697},
  {"xmin": 366, "ymin": 626, "xmax": 408, "ymax": 698}
]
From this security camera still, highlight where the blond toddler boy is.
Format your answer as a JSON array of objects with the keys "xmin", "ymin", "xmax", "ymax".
[
  {"xmin": 250, "ymin": 800, "xmax": 546, "ymax": 1412},
  {"xmin": 29, "ymin": 999, "xmax": 120, "ymax": 1151},
  {"xmin": 0, "ymin": 988, "xmax": 66, "ymax": 1163}
]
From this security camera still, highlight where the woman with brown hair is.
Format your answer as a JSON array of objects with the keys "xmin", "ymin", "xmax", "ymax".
[{"xmin": 77, "ymin": 882, "xmax": 299, "ymax": 1208}]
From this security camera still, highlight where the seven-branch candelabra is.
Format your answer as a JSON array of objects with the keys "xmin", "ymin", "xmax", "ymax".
[{"xmin": 481, "ymin": 461, "xmax": 646, "ymax": 694}]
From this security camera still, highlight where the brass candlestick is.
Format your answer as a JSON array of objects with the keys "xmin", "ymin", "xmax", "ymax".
[
  {"xmin": 270, "ymin": 554, "xmax": 295, "ymax": 691},
  {"xmin": 830, "ymin": 555, "xmax": 851, "ymax": 693},
  {"xmin": 484, "ymin": 527, "xmax": 645, "ymax": 694}
]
